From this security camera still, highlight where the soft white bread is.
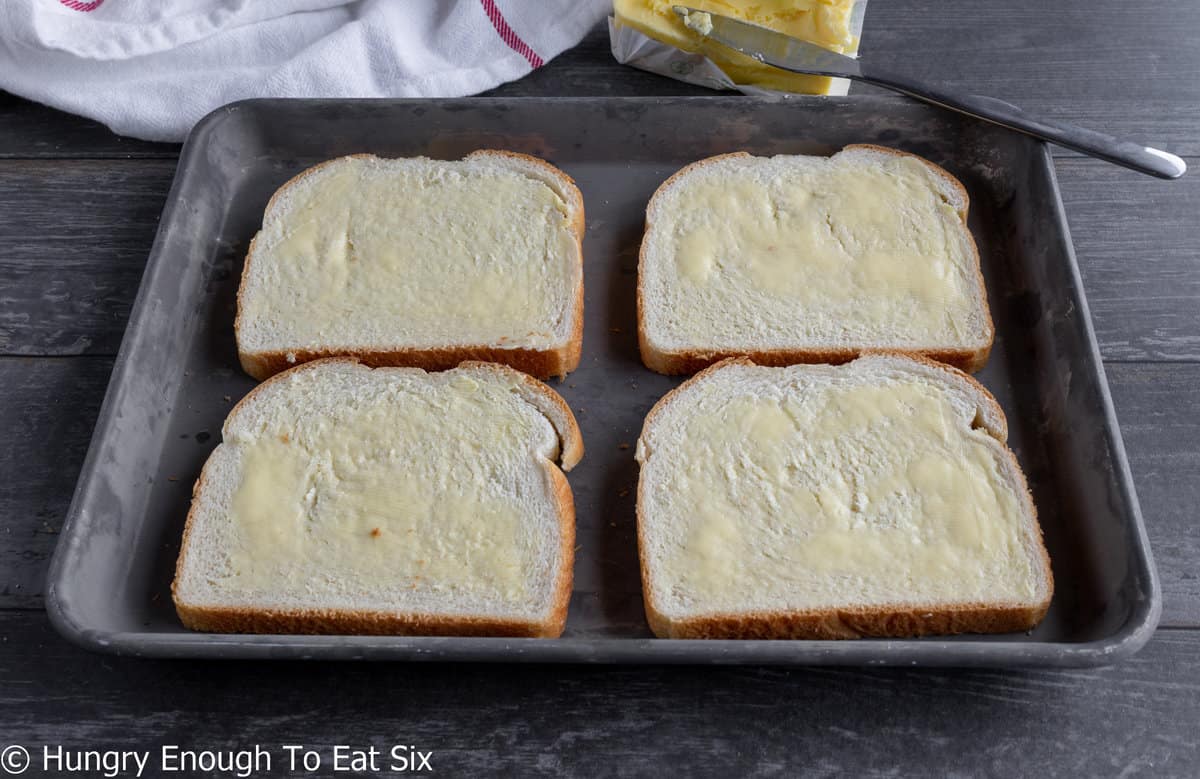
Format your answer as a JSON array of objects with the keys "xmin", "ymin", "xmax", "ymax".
[
  {"xmin": 236, "ymin": 151, "xmax": 585, "ymax": 381},
  {"xmin": 635, "ymin": 354, "xmax": 1052, "ymax": 639},
  {"xmin": 172, "ymin": 358, "xmax": 583, "ymax": 637},
  {"xmin": 638, "ymin": 145, "xmax": 994, "ymax": 375}
]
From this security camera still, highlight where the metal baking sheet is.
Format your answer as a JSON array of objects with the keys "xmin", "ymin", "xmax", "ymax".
[{"xmin": 45, "ymin": 96, "xmax": 1159, "ymax": 665}]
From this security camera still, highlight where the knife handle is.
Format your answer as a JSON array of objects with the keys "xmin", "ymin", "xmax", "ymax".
[{"xmin": 856, "ymin": 67, "xmax": 1186, "ymax": 180}]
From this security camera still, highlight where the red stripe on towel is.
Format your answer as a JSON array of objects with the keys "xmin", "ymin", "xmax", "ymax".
[
  {"xmin": 479, "ymin": 0, "xmax": 544, "ymax": 69},
  {"xmin": 59, "ymin": 0, "xmax": 105, "ymax": 11}
]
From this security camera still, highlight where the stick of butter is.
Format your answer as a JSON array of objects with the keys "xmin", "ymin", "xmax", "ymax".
[{"xmin": 611, "ymin": 0, "xmax": 867, "ymax": 95}]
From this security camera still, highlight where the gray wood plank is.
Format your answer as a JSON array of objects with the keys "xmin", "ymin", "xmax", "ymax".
[
  {"xmin": 3, "ymin": 0, "xmax": 1199, "ymax": 156},
  {"xmin": 851, "ymin": 0, "xmax": 1200, "ymax": 155},
  {"xmin": 2, "ymin": 357, "xmax": 1197, "ymax": 627},
  {"xmin": 0, "ymin": 609, "xmax": 1197, "ymax": 776},
  {"xmin": 0, "ymin": 357, "xmax": 112, "ymax": 609},
  {"xmin": 0, "ymin": 92, "xmax": 178, "ymax": 159},
  {"xmin": 0, "ymin": 160, "xmax": 177, "ymax": 356},
  {"xmin": 534, "ymin": 1, "xmax": 1200, "ymax": 158},
  {"xmin": 1055, "ymin": 158, "xmax": 1200, "ymax": 362},
  {"xmin": 1106, "ymin": 363, "xmax": 1200, "ymax": 625}
]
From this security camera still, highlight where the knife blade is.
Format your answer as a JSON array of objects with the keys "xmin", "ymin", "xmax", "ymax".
[{"xmin": 672, "ymin": 6, "xmax": 1186, "ymax": 179}]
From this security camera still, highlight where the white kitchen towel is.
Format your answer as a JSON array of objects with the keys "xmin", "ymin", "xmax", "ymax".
[{"xmin": 0, "ymin": 0, "xmax": 610, "ymax": 142}]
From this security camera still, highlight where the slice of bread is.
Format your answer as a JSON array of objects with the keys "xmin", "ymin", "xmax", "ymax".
[
  {"xmin": 172, "ymin": 358, "xmax": 583, "ymax": 637},
  {"xmin": 635, "ymin": 354, "xmax": 1052, "ymax": 640},
  {"xmin": 637, "ymin": 145, "xmax": 994, "ymax": 375},
  {"xmin": 236, "ymin": 151, "xmax": 585, "ymax": 381}
]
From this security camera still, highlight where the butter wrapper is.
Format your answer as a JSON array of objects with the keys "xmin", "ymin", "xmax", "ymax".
[{"xmin": 608, "ymin": 10, "xmax": 864, "ymax": 97}]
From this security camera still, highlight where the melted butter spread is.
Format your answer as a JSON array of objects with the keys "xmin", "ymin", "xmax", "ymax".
[
  {"xmin": 241, "ymin": 157, "xmax": 578, "ymax": 350},
  {"xmin": 651, "ymin": 154, "xmax": 978, "ymax": 348},
  {"xmin": 614, "ymin": 0, "xmax": 862, "ymax": 94},
  {"xmin": 217, "ymin": 374, "xmax": 546, "ymax": 602},
  {"xmin": 652, "ymin": 379, "xmax": 1037, "ymax": 610}
]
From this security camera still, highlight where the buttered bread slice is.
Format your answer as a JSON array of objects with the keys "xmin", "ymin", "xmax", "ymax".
[
  {"xmin": 636, "ymin": 355, "xmax": 1052, "ymax": 639},
  {"xmin": 638, "ymin": 145, "xmax": 994, "ymax": 375},
  {"xmin": 236, "ymin": 152, "xmax": 584, "ymax": 381},
  {"xmin": 173, "ymin": 359, "xmax": 583, "ymax": 637}
]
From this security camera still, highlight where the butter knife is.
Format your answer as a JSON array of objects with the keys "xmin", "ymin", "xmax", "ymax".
[{"xmin": 673, "ymin": 6, "xmax": 1186, "ymax": 179}]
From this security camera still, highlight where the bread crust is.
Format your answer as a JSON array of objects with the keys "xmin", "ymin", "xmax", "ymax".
[
  {"xmin": 639, "ymin": 344, "xmax": 991, "ymax": 376},
  {"xmin": 636, "ymin": 145, "xmax": 995, "ymax": 375},
  {"xmin": 236, "ymin": 151, "xmax": 585, "ymax": 382},
  {"xmin": 240, "ymin": 343, "xmax": 579, "ymax": 385},
  {"xmin": 644, "ymin": 603, "xmax": 1051, "ymax": 640},
  {"xmin": 172, "ymin": 358, "xmax": 580, "ymax": 638},
  {"xmin": 635, "ymin": 354, "xmax": 1053, "ymax": 640},
  {"xmin": 455, "ymin": 359, "xmax": 585, "ymax": 471}
]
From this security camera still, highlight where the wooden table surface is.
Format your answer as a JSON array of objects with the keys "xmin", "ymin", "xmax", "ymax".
[{"xmin": 2, "ymin": 2, "xmax": 1198, "ymax": 775}]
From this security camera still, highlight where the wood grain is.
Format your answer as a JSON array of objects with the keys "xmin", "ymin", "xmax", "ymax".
[
  {"xmin": 1056, "ymin": 159, "xmax": 1200, "ymax": 362},
  {"xmin": 0, "ymin": 91, "xmax": 178, "ymax": 160},
  {"xmin": 849, "ymin": 0, "xmax": 1200, "ymax": 155},
  {"xmin": 1106, "ymin": 364, "xmax": 1200, "ymax": 625},
  {"xmin": 0, "ymin": 610, "xmax": 1197, "ymax": 776},
  {"xmin": 495, "ymin": 2, "xmax": 1200, "ymax": 156},
  {"xmin": 0, "ymin": 160, "xmax": 177, "ymax": 356},
  {"xmin": 0, "ymin": 357, "xmax": 112, "ymax": 609}
]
